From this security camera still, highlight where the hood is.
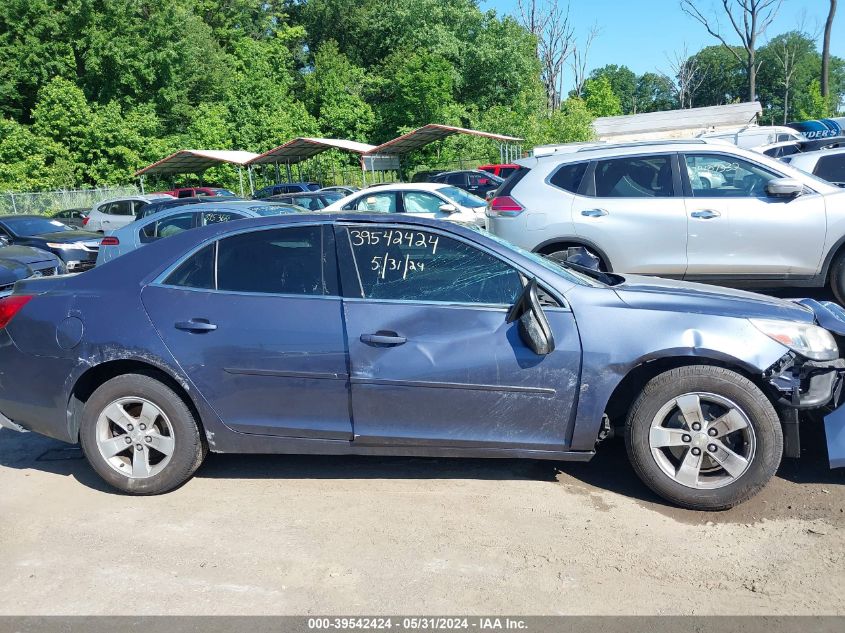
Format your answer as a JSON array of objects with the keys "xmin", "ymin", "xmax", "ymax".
[
  {"xmin": 0, "ymin": 245, "xmax": 58, "ymax": 265},
  {"xmin": 614, "ymin": 275, "xmax": 816, "ymax": 323},
  {"xmin": 0, "ymin": 258, "xmax": 32, "ymax": 287},
  {"xmin": 27, "ymin": 230, "xmax": 101, "ymax": 243}
]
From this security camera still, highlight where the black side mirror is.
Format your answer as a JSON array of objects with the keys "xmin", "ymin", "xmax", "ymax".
[{"xmin": 506, "ymin": 278, "xmax": 555, "ymax": 356}]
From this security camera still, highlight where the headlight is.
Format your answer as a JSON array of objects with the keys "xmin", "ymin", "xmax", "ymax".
[
  {"xmin": 749, "ymin": 318, "xmax": 839, "ymax": 361},
  {"xmin": 45, "ymin": 242, "xmax": 80, "ymax": 250}
]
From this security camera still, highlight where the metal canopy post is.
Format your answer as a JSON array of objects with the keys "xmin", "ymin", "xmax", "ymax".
[
  {"xmin": 138, "ymin": 176, "xmax": 145, "ymax": 194},
  {"xmin": 286, "ymin": 161, "xmax": 293, "ymax": 183},
  {"xmin": 247, "ymin": 166, "xmax": 255, "ymax": 195},
  {"xmin": 238, "ymin": 167, "xmax": 245, "ymax": 197}
]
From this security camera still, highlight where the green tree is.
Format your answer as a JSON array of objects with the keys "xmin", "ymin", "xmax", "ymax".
[
  {"xmin": 635, "ymin": 73, "xmax": 676, "ymax": 113},
  {"xmin": 583, "ymin": 76, "xmax": 622, "ymax": 117},
  {"xmin": 305, "ymin": 41, "xmax": 375, "ymax": 141},
  {"xmin": 589, "ymin": 65, "xmax": 637, "ymax": 114},
  {"xmin": 688, "ymin": 45, "xmax": 746, "ymax": 106}
]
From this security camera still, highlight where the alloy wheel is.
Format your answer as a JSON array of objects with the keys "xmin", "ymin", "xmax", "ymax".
[
  {"xmin": 95, "ymin": 397, "xmax": 175, "ymax": 479},
  {"xmin": 648, "ymin": 392, "xmax": 756, "ymax": 489}
]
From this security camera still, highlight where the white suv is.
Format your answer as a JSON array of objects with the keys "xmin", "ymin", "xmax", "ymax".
[
  {"xmin": 85, "ymin": 194, "xmax": 174, "ymax": 232},
  {"xmin": 486, "ymin": 140, "xmax": 845, "ymax": 302}
]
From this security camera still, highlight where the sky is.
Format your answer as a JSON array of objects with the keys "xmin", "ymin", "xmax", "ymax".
[{"xmin": 483, "ymin": 0, "xmax": 843, "ymax": 90}]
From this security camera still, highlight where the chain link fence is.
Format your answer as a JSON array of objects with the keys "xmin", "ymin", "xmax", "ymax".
[{"xmin": 0, "ymin": 186, "xmax": 140, "ymax": 216}]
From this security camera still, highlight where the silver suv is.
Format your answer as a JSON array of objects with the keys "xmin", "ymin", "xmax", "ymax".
[{"xmin": 486, "ymin": 140, "xmax": 845, "ymax": 302}]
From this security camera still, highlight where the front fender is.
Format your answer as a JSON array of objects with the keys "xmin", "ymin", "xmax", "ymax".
[{"xmin": 565, "ymin": 285, "xmax": 789, "ymax": 451}]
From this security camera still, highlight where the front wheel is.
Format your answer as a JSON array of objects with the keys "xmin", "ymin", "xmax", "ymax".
[
  {"xmin": 829, "ymin": 250, "xmax": 845, "ymax": 306},
  {"xmin": 79, "ymin": 373, "xmax": 206, "ymax": 495},
  {"xmin": 625, "ymin": 365, "xmax": 783, "ymax": 510}
]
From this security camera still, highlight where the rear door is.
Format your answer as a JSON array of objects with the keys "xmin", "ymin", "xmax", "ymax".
[
  {"xmin": 142, "ymin": 223, "xmax": 352, "ymax": 439},
  {"xmin": 570, "ymin": 153, "xmax": 688, "ymax": 275},
  {"xmin": 337, "ymin": 222, "xmax": 582, "ymax": 449},
  {"xmin": 682, "ymin": 152, "xmax": 827, "ymax": 277}
]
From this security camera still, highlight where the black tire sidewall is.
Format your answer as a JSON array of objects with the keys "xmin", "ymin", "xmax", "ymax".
[
  {"xmin": 830, "ymin": 251, "xmax": 845, "ymax": 306},
  {"xmin": 625, "ymin": 366, "xmax": 783, "ymax": 511},
  {"xmin": 79, "ymin": 374, "xmax": 204, "ymax": 495}
]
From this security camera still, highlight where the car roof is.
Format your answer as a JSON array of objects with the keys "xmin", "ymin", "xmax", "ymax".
[
  {"xmin": 353, "ymin": 182, "xmax": 451, "ymax": 192},
  {"xmin": 789, "ymin": 147, "xmax": 845, "ymax": 166}
]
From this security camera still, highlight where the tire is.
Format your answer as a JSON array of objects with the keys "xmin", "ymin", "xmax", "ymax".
[
  {"xmin": 829, "ymin": 250, "xmax": 845, "ymax": 306},
  {"xmin": 79, "ymin": 373, "xmax": 206, "ymax": 495},
  {"xmin": 546, "ymin": 245, "xmax": 606, "ymax": 271},
  {"xmin": 625, "ymin": 365, "xmax": 782, "ymax": 511}
]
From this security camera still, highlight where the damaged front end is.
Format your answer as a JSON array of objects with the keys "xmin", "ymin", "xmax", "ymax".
[{"xmin": 764, "ymin": 298, "xmax": 845, "ymax": 466}]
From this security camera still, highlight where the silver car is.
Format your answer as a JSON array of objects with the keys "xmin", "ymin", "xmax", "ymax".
[
  {"xmin": 486, "ymin": 140, "xmax": 845, "ymax": 302},
  {"xmin": 96, "ymin": 201, "xmax": 306, "ymax": 265}
]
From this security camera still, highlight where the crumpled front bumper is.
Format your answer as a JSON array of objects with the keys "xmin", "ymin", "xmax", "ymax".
[{"xmin": 774, "ymin": 298, "xmax": 845, "ymax": 468}]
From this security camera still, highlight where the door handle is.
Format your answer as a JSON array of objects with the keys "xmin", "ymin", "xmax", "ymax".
[
  {"xmin": 360, "ymin": 332, "xmax": 407, "ymax": 346},
  {"xmin": 175, "ymin": 319, "xmax": 218, "ymax": 332},
  {"xmin": 691, "ymin": 209, "xmax": 721, "ymax": 219},
  {"xmin": 581, "ymin": 208, "xmax": 608, "ymax": 217}
]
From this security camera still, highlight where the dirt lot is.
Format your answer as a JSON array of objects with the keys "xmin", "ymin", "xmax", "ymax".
[{"xmin": 1, "ymin": 419, "xmax": 843, "ymax": 616}]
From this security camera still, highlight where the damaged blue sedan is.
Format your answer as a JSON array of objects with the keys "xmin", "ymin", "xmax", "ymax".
[{"xmin": 0, "ymin": 213, "xmax": 843, "ymax": 510}]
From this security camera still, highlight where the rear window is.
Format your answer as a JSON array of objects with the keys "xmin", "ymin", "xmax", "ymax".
[
  {"xmin": 814, "ymin": 155, "xmax": 845, "ymax": 184},
  {"xmin": 497, "ymin": 166, "xmax": 530, "ymax": 197},
  {"xmin": 549, "ymin": 162, "xmax": 587, "ymax": 193}
]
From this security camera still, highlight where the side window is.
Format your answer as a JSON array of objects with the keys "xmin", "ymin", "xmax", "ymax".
[
  {"xmin": 814, "ymin": 155, "xmax": 845, "ymax": 184},
  {"xmin": 684, "ymin": 154, "xmax": 778, "ymax": 197},
  {"xmin": 446, "ymin": 173, "xmax": 466, "ymax": 186},
  {"xmin": 201, "ymin": 211, "xmax": 243, "ymax": 226},
  {"xmin": 352, "ymin": 192, "xmax": 398, "ymax": 213},
  {"xmin": 132, "ymin": 201, "xmax": 148, "ymax": 216},
  {"xmin": 177, "ymin": 189, "xmax": 194, "ymax": 198},
  {"xmin": 217, "ymin": 226, "xmax": 326, "ymax": 295},
  {"xmin": 403, "ymin": 191, "xmax": 444, "ymax": 214},
  {"xmin": 165, "ymin": 243, "xmax": 215, "ymax": 289},
  {"xmin": 97, "ymin": 203, "xmax": 111, "ymax": 215},
  {"xmin": 468, "ymin": 173, "xmax": 488, "ymax": 186},
  {"xmin": 140, "ymin": 212, "xmax": 195, "ymax": 241},
  {"xmin": 549, "ymin": 162, "xmax": 587, "ymax": 193},
  {"xmin": 344, "ymin": 227, "xmax": 523, "ymax": 305},
  {"xmin": 110, "ymin": 201, "xmax": 134, "ymax": 216},
  {"xmin": 594, "ymin": 156, "xmax": 674, "ymax": 198}
]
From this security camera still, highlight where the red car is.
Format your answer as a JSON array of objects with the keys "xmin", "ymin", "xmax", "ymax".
[
  {"xmin": 478, "ymin": 163, "xmax": 519, "ymax": 179},
  {"xmin": 154, "ymin": 187, "xmax": 237, "ymax": 199}
]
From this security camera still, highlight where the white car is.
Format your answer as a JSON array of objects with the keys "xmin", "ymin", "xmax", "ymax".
[
  {"xmin": 485, "ymin": 139, "xmax": 845, "ymax": 302},
  {"xmin": 84, "ymin": 194, "xmax": 174, "ymax": 233},
  {"xmin": 323, "ymin": 182, "xmax": 487, "ymax": 226},
  {"xmin": 785, "ymin": 148, "xmax": 845, "ymax": 188}
]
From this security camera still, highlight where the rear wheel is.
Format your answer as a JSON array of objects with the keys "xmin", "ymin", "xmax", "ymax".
[
  {"xmin": 625, "ymin": 365, "xmax": 782, "ymax": 510},
  {"xmin": 79, "ymin": 374, "xmax": 206, "ymax": 495}
]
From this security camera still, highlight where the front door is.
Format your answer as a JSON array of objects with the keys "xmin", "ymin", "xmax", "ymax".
[
  {"xmin": 682, "ymin": 152, "xmax": 827, "ymax": 277},
  {"xmin": 337, "ymin": 223, "xmax": 582, "ymax": 450},
  {"xmin": 570, "ymin": 153, "xmax": 688, "ymax": 275},
  {"xmin": 142, "ymin": 223, "xmax": 352, "ymax": 439}
]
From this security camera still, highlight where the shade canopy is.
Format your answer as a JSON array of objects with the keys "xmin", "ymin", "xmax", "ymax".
[
  {"xmin": 249, "ymin": 138, "xmax": 377, "ymax": 165},
  {"xmin": 369, "ymin": 124, "xmax": 523, "ymax": 156},
  {"xmin": 135, "ymin": 149, "xmax": 258, "ymax": 177}
]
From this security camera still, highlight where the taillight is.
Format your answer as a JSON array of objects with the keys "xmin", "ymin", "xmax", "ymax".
[
  {"xmin": 0, "ymin": 295, "xmax": 32, "ymax": 329},
  {"xmin": 82, "ymin": 216, "xmax": 89, "ymax": 226},
  {"xmin": 487, "ymin": 196, "xmax": 524, "ymax": 217},
  {"xmin": 100, "ymin": 236, "xmax": 119, "ymax": 246}
]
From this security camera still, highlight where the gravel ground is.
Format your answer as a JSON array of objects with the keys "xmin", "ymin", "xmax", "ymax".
[{"xmin": 1, "ymin": 420, "xmax": 843, "ymax": 616}]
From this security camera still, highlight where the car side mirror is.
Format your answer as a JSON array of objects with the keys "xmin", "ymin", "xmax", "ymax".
[
  {"xmin": 766, "ymin": 177, "xmax": 803, "ymax": 198},
  {"xmin": 438, "ymin": 203, "xmax": 458, "ymax": 214},
  {"xmin": 506, "ymin": 278, "xmax": 555, "ymax": 356}
]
